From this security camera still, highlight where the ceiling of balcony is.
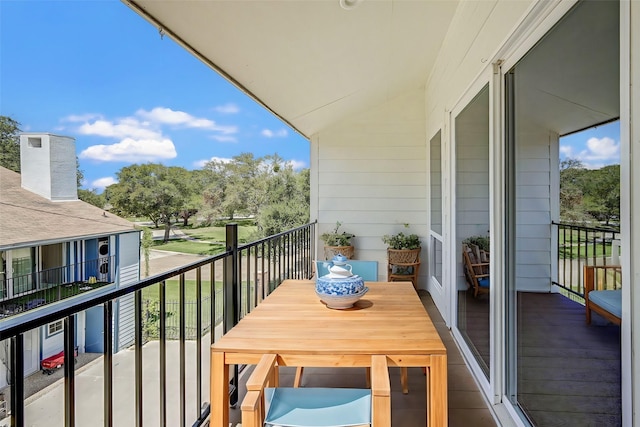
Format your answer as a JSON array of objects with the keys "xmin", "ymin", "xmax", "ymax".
[
  {"xmin": 124, "ymin": 0, "xmax": 459, "ymax": 138},
  {"xmin": 123, "ymin": 1, "xmax": 619, "ymax": 141}
]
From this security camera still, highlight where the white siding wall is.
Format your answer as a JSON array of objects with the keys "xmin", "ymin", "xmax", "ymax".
[
  {"xmin": 312, "ymin": 89, "xmax": 428, "ymax": 286},
  {"xmin": 514, "ymin": 121, "xmax": 555, "ymax": 292},
  {"xmin": 116, "ymin": 232, "xmax": 140, "ymax": 351}
]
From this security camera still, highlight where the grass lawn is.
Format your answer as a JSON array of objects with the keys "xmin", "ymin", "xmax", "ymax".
[
  {"xmin": 150, "ymin": 223, "xmax": 257, "ymax": 255},
  {"xmin": 558, "ymin": 242, "xmax": 613, "ymax": 259},
  {"xmin": 151, "ymin": 239, "xmax": 225, "ymax": 255},
  {"xmin": 142, "ymin": 279, "xmax": 219, "ymax": 302},
  {"xmin": 181, "ymin": 225, "xmax": 257, "ymax": 242}
]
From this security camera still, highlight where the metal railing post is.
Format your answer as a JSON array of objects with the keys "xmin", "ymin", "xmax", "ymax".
[
  {"xmin": 224, "ymin": 223, "xmax": 239, "ymax": 407},
  {"xmin": 64, "ymin": 315, "xmax": 75, "ymax": 427},
  {"xmin": 10, "ymin": 334, "xmax": 24, "ymax": 427},
  {"xmin": 103, "ymin": 300, "xmax": 113, "ymax": 427}
]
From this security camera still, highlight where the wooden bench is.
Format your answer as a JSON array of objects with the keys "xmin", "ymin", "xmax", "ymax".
[{"xmin": 583, "ymin": 265, "xmax": 622, "ymax": 325}]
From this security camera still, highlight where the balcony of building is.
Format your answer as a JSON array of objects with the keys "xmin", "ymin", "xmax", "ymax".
[
  {"xmin": 0, "ymin": 256, "xmax": 116, "ymax": 319},
  {"xmin": 0, "ymin": 221, "xmax": 623, "ymax": 426}
]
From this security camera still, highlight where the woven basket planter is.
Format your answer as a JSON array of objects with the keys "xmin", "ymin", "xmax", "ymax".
[
  {"xmin": 387, "ymin": 247, "xmax": 421, "ymax": 264},
  {"xmin": 324, "ymin": 245, "xmax": 355, "ymax": 260}
]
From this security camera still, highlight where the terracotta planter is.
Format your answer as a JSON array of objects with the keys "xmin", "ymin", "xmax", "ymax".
[{"xmin": 323, "ymin": 245, "xmax": 354, "ymax": 260}]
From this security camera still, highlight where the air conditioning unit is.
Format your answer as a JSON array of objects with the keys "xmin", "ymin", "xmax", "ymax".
[
  {"xmin": 98, "ymin": 238, "xmax": 109, "ymax": 279},
  {"xmin": 99, "ymin": 258, "xmax": 110, "ymax": 275},
  {"xmin": 98, "ymin": 238, "xmax": 109, "ymax": 257}
]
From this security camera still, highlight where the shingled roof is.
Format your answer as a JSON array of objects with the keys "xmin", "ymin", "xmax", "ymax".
[{"xmin": 0, "ymin": 167, "xmax": 136, "ymax": 250}]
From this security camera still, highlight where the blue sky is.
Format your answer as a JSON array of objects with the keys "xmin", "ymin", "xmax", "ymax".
[
  {"xmin": 1, "ymin": 2, "xmax": 619, "ymax": 193},
  {"xmin": 0, "ymin": 0, "xmax": 310, "ymax": 192},
  {"xmin": 559, "ymin": 120, "xmax": 620, "ymax": 169}
]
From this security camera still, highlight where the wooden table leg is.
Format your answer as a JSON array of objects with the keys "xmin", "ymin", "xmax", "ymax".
[
  {"xmin": 428, "ymin": 354, "xmax": 448, "ymax": 426},
  {"xmin": 210, "ymin": 351, "xmax": 229, "ymax": 427}
]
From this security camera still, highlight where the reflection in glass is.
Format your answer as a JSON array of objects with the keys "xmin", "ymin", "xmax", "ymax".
[{"xmin": 455, "ymin": 85, "xmax": 490, "ymax": 377}]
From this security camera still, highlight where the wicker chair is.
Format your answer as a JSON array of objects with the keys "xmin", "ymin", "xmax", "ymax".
[{"xmin": 387, "ymin": 248, "xmax": 421, "ymax": 289}]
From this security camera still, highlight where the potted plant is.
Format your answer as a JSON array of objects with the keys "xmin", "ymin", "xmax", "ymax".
[
  {"xmin": 320, "ymin": 221, "xmax": 355, "ymax": 259},
  {"xmin": 462, "ymin": 235, "xmax": 490, "ymax": 253},
  {"xmin": 382, "ymin": 224, "xmax": 421, "ymax": 287}
]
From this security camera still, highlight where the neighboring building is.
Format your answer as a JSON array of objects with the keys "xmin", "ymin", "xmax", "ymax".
[
  {"xmin": 124, "ymin": 1, "xmax": 640, "ymax": 426},
  {"xmin": 0, "ymin": 133, "xmax": 140, "ymax": 388}
]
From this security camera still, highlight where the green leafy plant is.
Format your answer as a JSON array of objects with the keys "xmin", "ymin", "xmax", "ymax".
[
  {"xmin": 382, "ymin": 224, "xmax": 421, "ymax": 250},
  {"xmin": 462, "ymin": 235, "xmax": 490, "ymax": 252},
  {"xmin": 320, "ymin": 221, "xmax": 355, "ymax": 246}
]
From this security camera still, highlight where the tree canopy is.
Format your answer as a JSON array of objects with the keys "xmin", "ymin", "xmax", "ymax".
[
  {"xmin": 200, "ymin": 153, "xmax": 309, "ymax": 234},
  {"xmin": 0, "ymin": 115, "xmax": 21, "ymax": 172},
  {"xmin": 559, "ymin": 158, "xmax": 620, "ymax": 226},
  {"xmin": 104, "ymin": 154, "xmax": 309, "ymax": 240},
  {"xmin": 106, "ymin": 164, "xmax": 202, "ymax": 242}
]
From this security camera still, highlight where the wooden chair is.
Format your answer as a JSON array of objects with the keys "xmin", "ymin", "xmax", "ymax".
[
  {"xmin": 584, "ymin": 265, "xmax": 622, "ymax": 325},
  {"xmin": 387, "ymin": 248, "xmax": 421, "ymax": 289},
  {"xmin": 462, "ymin": 244, "xmax": 490, "ymax": 298},
  {"xmin": 315, "ymin": 260, "xmax": 378, "ymax": 281},
  {"xmin": 242, "ymin": 353, "xmax": 391, "ymax": 427}
]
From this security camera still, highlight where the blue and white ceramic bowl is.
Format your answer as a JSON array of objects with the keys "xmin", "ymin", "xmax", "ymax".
[
  {"xmin": 316, "ymin": 274, "xmax": 365, "ymax": 296},
  {"xmin": 316, "ymin": 287, "xmax": 369, "ymax": 309}
]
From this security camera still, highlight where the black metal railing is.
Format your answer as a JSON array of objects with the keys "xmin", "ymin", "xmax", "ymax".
[
  {"xmin": 553, "ymin": 221, "xmax": 621, "ymax": 299},
  {"xmin": 0, "ymin": 256, "xmax": 116, "ymax": 317},
  {"xmin": 0, "ymin": 221, "xmax": 316, "ymax": 427}
]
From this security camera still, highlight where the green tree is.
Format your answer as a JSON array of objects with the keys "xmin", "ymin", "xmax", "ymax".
[
  {"xmin": 582, "ymin": 164, "xmax": 620, "ymax": 225},
  {"xmin": 78, "ymin": 189, "xmax": 106, "ymax": 208},
  {"xmin": 0, "ymin": 116, "xmax": 21, "ymax": 172},
  {"xmin": 201, "ymin": 153, "xmax": 263, "ymax": 220},
  {"xmin": 107, "ymin": 164, "xmax": 196, "ymax": 242},
  {"xmin": 140, "ymin": 227, "xmax": 153, "ymax": 277},
  {"xmin": 255, "ymin": 163, "xmax": 310, "ymax": 236},
  {"xmin": 559, "ymin": 158, "xmax": 592, "ymax": 222},
  {"xmin": 200, "ymin": 153, "xmax": 310, "ymax": 234}
]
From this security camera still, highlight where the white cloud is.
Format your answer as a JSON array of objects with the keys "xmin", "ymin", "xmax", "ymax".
[
  {"xmin": 63, "ymin": 113, "xmax": 102, "ymax": 123},
  {"xmin": 261, "ymin": 128, "xmax": 288, "ymax": 138},
  {"xmin": 585, "ymin": 137, "xmax": 619, "ymax": 159},
  {"xmin": 559, "ymin": 145, "xmax": 574, "ymax": 157},
  {"xmin": 576, "ymin": 137, "xmax": 620, "ymax": 168},
  {"xmin": 78, "ymin": 119, "xmax": 162, "ymax": 140},
  {"xmin": 79, "ymin": 138, "xmax": 177, "ymax": 162},
  {"xmin": 287, "ymin": 159, "xmax": 307, "ymax": 170},
  {"xmin": 193, "ymin": 156, "xmax": 233, "ymax": 168},
  {"xmin": 136, "ymin": 107, "xmax": 238, "ymax": 134},
  {"xmin": 210, "ymin": 135, "xmax": 238, "ymax": 143},
  {"xmin": 561, "ymin": 136, "xmax": 620, "ymax": 169},
  {"xmin": 214, "ymin": 103, "xmax": 240, "ymax": 114},
  {"xmin": 92, "ymin": 176, "xmax": 117, "ymax": 189}
]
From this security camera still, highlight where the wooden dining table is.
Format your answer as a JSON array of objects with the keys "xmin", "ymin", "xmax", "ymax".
[{"xmin": 209, "ymin": 279, "xmax": 448, "ymax": 426}]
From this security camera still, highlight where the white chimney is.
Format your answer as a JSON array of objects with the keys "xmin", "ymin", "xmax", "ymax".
[{"xmin": 19, "ymin": 133, "xmax": 78, "ymax": 201}]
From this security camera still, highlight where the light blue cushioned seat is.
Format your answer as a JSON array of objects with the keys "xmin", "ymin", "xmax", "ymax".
[
  {"xmin": 589, "ymin": 289, "xmax": 622, "ymax": 319},
  {"xmin": 242, "ymin": 354, "xmax": 391, "ymax": 427},
  {"xmin": 477, "ymin": 277, "xmax": 490, "ymax": 288},
  {"xmin": 264, "ymin": 387, "xmax": 371, "ymax": 427},
  {"xmin": 315, "ymin": 260, "xmax": 378, "ymax": 281}
]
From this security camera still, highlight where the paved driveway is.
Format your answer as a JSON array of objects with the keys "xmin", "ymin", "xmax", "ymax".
[{"xmin": 13, "ymin": 331, "xmax": 224, "ymax": 426}]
